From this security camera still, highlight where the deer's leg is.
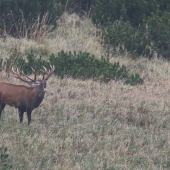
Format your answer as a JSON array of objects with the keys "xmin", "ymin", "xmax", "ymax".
[
  {"xmin": 0, "ymin": 103, "xmax": 6, "ymax": 119},
  {"xmin": 18, "ymin": 109, "xmax": 24, "ymax": 123},
  {"xmin": 27, "ymin": 110, "xmax": 32, "ymax": 125}
]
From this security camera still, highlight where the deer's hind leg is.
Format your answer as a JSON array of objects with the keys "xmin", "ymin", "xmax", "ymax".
[
  {"xmin": 27, "ymin": 110, "xmax": 32, "ymax": 125},
  {"xmin": 0, "ymin": 103, "xmax": 6, "ymax": 119}
]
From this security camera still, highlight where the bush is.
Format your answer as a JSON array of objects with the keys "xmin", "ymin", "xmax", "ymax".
[
  {"xmin": 3, "ymin": 50, "xmax": 143, "ymax": 86},
  {"xmin": 4, "ymin": 48, "xmax": 49, "ymax": 74},
  {"xmin": 147, "ymin": 11, "xmax": 170, "ymax": 59},
  {"xmin": 102, "ymin": 21, "xmax": 150, "ymax": 57},
  {"xmin": 92, "ymin": 0, "xmax": 170, "ymax": 58},
  {"xmin": 59, "ymin": 0, "xmax": 95, "ymax": 14},
  {"xmin": 92, "ymin": 0, "xmax": 154, "ymax": 57},
  {"xmin": 0, "ymin": 147, "xmax": 12, "ymax": 170},
  {"xmin": 125, "ymin": 73, "xmax": 143, "ymax": 85},
  {"xmin": 49, "ymin": 51, "xmax": 129, "ymax": 81},
  {"xmin": 92, "ymin": 0, "xmax": 157, "ymax": 26}
]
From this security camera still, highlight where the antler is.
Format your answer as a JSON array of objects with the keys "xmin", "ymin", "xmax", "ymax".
[
  {"xmin": 41, "ymin": 65, "xmax": 55, "ymax": 80},
  {"xmin": 22, "ymin": 67, "xmax": 36, "ymax": 83},
  {"xmin": 12, "ymin": 67, "xmax": 36, "ymax": 84}
]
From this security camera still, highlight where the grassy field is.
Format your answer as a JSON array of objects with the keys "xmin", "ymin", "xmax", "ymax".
[{"xmin": 1, "ymin": 13, "xmax": 170, "ymax": 170}]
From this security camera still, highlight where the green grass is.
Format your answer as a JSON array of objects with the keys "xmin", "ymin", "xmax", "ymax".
[{"xmin": 0, "ymin": 13, "xmax": 170, "ymax": 169}]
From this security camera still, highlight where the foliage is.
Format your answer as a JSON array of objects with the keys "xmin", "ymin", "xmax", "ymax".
[
  {"xmin": 147, "ymin": 11, "xmax": 170, "ymax": 59},
  {"xmin": 4, "ymin": 48, "xmax": 49, "ymax": 74},
  {"xmin": 0, "ymin": 147, "xmax": 12, "ymax": 170},
  {"xmin": 58, "ymin": 0, "xmax": 95, "ymax": 14},
  {"xmin": 49, "ymin": 51, "xmax": 129, "ymax": 82},
  {"xmin": 93, "ymin": 0, "xmax": 127, "ymax": 25},
  {"xmin": 102, "ymin": 21, "xmax": 150, "ymax": 57},
  {"xmin": 92, "ymin": 0, "xmax": 170, "ymax": 27},
  {"xmin": 92, "ymin": 0, "xmax": 157, "ymax": 26},
  {"xmin": 0, "ymin": 59, "xmax": 3, "ymax": 72},
  {"xmin": 3, "ymin": 50, "xmax": 143, "ymax": 85},
  {"xmin": 92, "ymin": 0, "xmax": 170, "ymax": 58},
  {"xmin": 125, "ymin": 73, "xmax": 143, "ymax": 85}
]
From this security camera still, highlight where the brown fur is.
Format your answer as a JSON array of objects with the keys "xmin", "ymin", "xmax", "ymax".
[
  {"xmin": 0, "ymin": 81, "xmax": 46, "ymax": 125},
  {"xmin": 0, "ymin": 66, "xmax": 55, "ymax": 125}
]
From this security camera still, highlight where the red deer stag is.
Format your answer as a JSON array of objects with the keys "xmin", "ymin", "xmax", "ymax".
[{"xmin": 0, "ymin": 66, "xmax": 55, "ymax": 125}]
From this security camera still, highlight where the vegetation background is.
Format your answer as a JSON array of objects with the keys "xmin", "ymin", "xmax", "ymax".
[{"xmin": 0, "ymin": 0, "xmax": 170, "ymax": 169}]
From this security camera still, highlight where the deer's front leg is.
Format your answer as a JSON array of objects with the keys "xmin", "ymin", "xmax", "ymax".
[{"xmin": 18, "ymin": 109, "xmax": 24, "ymax": 123}]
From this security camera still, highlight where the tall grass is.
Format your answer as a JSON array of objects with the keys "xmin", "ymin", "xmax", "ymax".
[
  {"xmin": 9, "ymin": 11, "xmax": 53, "ymax": 42},
  {"xmin": 0, "ymin": 12, "xmax": 103, "ymax": 61},
  {"xmin": 1, "ymin": 69, "xmax": 170, "ymax": 169}
]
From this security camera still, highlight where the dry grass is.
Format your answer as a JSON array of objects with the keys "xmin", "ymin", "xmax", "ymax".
[
  {"xmin": 1, "ymin": 13, "xmax": 170, "ymax": 169},
  {"xmin": 48, "ymin": 12, "xmax": 103, "ymax": 56},
  {"xmin": 0, "ymin": 12, "xmax": 103, "ymax": 61}
]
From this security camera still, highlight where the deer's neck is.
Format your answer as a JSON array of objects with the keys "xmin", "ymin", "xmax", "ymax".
[{"xmin": 33, "ymin": 88, "xmax": 45, "ymax": 108}]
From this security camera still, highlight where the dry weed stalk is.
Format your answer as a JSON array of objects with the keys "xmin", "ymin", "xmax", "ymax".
[
  {"xmin": 30, "ymin": 13, "xmax": 53, "ymax": 42},
  {"xmin": 7, "ymin": 11, "xmax": 53, "ymax": 42}
]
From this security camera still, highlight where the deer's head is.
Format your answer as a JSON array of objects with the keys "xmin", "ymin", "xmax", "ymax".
[{"xmin": 12, "ymin": 65, "xmax": 55, "ymax": 92}]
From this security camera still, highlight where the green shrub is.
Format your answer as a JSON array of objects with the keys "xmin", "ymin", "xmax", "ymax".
[
  {"xmin": 102, "ymin": 21, "xmax": 150, "ymax": 57},
  {"xmin": 147, "ymin": 11, "xmax": 170, "ymax": 59},
  {"xmin": 0, "ymin": 59, "xmax": 3, "ymax": 72},
  {"xmin": 0, "ymin": 147, "xmax": 12, "ymax": 170},
  {"xmin": 92, "ymin": 0, "xmax": 170, "ymax": 58},
  {"xmin": 49, "ymin": 51, "xmax": 129, "ymax": 81},
  {"xmin": 125, "ymin": 73, "xmax": 143, "ymax": 86},
  {"xmin": 3, "ymin": 50, "xmax": 143, "ymax": 85},
  {"xmin": 92, "ymin": 0, "xmax": 157, "ymax": 26},
  {"xmin": 5, "ymin": 49, "xmax": 49, "ymax": 74}
]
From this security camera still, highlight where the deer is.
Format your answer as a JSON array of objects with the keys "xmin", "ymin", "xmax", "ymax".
[{"xmin": 0, "ymin": 65, "xmax": 55, "ymax": 125}]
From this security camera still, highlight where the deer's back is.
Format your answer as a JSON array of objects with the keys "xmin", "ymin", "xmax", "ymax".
[{"xmin": 0, "ymin": 82, "xmax": 35, "ymax": 108}]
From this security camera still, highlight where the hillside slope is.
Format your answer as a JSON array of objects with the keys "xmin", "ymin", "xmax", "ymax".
[{"xmin": 0, "ymin": 13, "xmax": 170, "ymax": 170}]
